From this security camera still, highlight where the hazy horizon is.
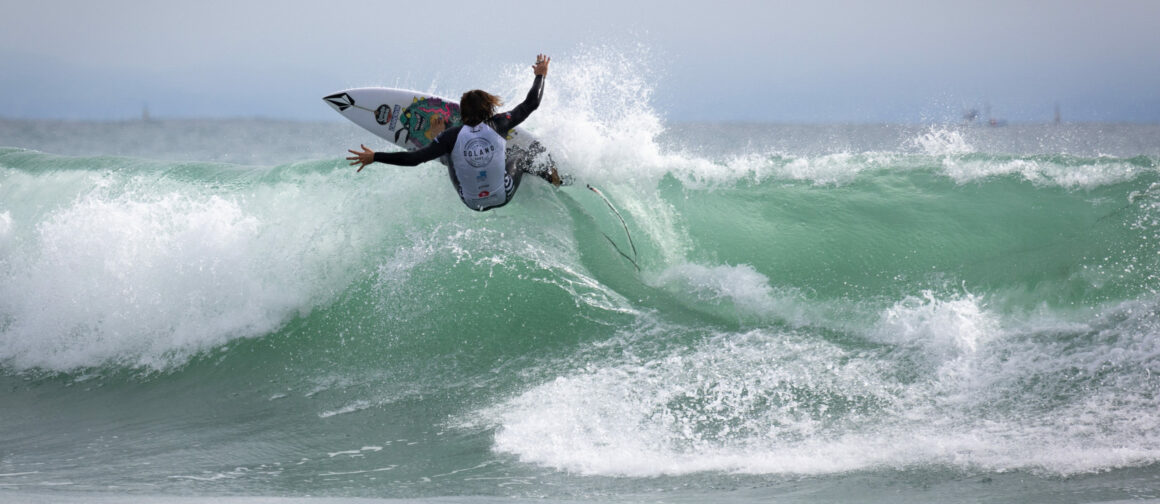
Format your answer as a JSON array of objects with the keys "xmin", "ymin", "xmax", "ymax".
[{"xmin": 2, "ymin": 0, "xmax": 1158, "ymax": 124}]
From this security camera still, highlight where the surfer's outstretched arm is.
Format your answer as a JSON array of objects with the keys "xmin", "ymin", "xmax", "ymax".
[
  {"xmin": 347, "ymin": 130, "xmax": 455, "ymax": 172},
  {"xmin": 491, "ymin": 54, "xmax": 549, "ymax": 135}
]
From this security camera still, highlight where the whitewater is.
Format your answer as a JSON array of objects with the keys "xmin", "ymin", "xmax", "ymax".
[{"xmin": 2, "ymin": 53, "xmax": 1160, "ymax": 503}]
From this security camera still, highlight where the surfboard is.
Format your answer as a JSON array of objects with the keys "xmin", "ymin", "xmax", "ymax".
[
  {"xmin": 325, "ymin": 88, "xmax": 641, "ymax": 269},
  {"xmin": 323, "ymin": 87, "xmax": 565, "ymax": 183}
]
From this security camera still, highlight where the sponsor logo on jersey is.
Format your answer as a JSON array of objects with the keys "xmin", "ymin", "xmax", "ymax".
[{"xmin": 463, "ymin": 137, "xmax": 496, "ymax": 168}]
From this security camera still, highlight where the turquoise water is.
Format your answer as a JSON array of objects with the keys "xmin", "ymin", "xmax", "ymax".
[{"xmin": 2, "ymin": 68, "xmax": 1160, "ymax": 503}]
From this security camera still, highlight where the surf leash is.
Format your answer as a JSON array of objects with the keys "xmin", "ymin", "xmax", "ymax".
[{"xmin": 587, "ymin": 184, "xmax": 640, "ymax": 272}]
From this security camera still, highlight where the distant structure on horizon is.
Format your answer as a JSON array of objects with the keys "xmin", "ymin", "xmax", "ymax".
[
  {"xmin": 141, "ymin": 104, "xmax": 151, "ymax": 122},
  {"xmin": 961, "ymin": 103, "xmax": 1007, "ymax": 127},
  {"xmin": 963, "ymin": 102, "xmax": 1064, "ymax": 125},
  {"xmin": 984, "ymin": 103, "xmax": 1007, "ymax": 127}
]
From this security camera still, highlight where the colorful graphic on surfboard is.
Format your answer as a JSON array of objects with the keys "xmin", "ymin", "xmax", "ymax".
[{"xmin": 324, "ymin": 87, "xmax": 568, "ymax": 184}]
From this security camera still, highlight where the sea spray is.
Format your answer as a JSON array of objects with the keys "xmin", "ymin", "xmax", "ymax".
[{"xmin": 1, "ymin": 50, "xmax": 1159, "ymax": 501}]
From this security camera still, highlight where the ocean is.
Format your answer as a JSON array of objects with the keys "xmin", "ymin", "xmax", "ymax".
[{"xmin": 2, "ymin": 73, "xmax": 1160, "ymax": 503}]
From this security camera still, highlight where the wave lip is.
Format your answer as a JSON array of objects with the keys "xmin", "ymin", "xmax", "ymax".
[
  {"xmin": 0, "ymin": 192, "xmax": 294, "ymax": 371},
  {"xmin": 0, "ymin": 157, "xmax": 379, "ymax": 373}
]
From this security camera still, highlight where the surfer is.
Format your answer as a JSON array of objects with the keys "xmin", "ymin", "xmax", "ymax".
[{"xmin": 347, "ymin": 54, "xmax": 560, "ymax": 212}]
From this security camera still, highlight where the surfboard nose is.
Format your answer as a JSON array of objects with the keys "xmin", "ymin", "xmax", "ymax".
[{"xmin": 323, "ymin": 92, "xmax": 355, "ymax": 112}]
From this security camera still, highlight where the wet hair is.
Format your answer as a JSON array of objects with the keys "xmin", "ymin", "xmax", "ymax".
[{"xmin": 460, "ymin": 90, "xmax": 503, "ymax": 126}]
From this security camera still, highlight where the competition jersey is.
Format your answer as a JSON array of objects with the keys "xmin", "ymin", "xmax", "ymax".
[{"xmin": 450, "ymin": 123, "xmax": 507, "ymax": 210}]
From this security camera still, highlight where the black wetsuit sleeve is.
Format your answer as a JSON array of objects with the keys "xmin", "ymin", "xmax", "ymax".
[
  {"xmin": 372, "ymin": 128, "xmax": 458, "ymax": 166},
  {"xmin": 490, "ymin": 75, "xmax": 543, "ymax": 135}
]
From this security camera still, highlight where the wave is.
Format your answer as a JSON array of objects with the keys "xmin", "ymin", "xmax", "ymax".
[
  {"xmin": 2, "ymin": 132, "xmax": 1158, "ymax": 368},
  {"xmin": 2, "ymin": 48, "xmax": 1160, "ymax": 486},
  {"xmin": 478, "ymin": 292, "xmax": 1160, "ymax": 477}
]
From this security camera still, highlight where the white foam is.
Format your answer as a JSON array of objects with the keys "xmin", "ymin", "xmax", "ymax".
[
  {"xmin": 514, "ymin": 56, "xmax": 1151, "ymax": 195},
  {"xmin": 776, "ymin": 152, "xmax": 864, "ymax": 185},
  {"xmin": 875, "ymin": 289, "xmax": 998, "ymax": 360},
  {"xmin": 479, "ymin": 294, "xmax": 1160, "ymax": 478},
  {"xmin": 2, "ymin": 193, "xmax": 274, "ymax": 370},
  {"xmin": 326, "ymin": 446, "xmax": 382, "ymax": 458},
  {"xmin": 0, "ymin": 167, "xmax": 384, "ymax": 372},
  {"xmin": 910, "ymin": 127, "xmax": 975, "ymax": 156},
  {"xmin": 901, "ymin": 126, "xmax": 1151, "ymax": 188},
  {"xmin": 318, "ymin": 400, "xmax": 373, "ymax": 419},
  {"xmin": 648, "ymin": 262, "xmax": 809, "ymax": 324},
  {"xmin": 317, "ymin": 466, "xmax": 397, "ymax": 477},
  {"xmin": 370, "ymin": 205, "xmax": 636, "ymax": 317},
  {"xmin": 483, "ymin": 326, "xmax": 896, "ymax": 476},
  {"xmin": 942, "ymin": 156, "xmax": 1149, "ymax": 188},
  {"xmin": 0, "ymin": 211, "xmax": 11, "ymax": 256},
  {"xmin": 495, "ymin": 45, "xmax": 727, "ymax": 191}
]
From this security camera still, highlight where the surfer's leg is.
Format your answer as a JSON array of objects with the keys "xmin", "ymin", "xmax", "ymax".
[
  {"xmin": 504, "ymin": 157, "xmax": 526, "ymax": 203},
  {"xmin": 511, "ymin": 143, "xmax": 561, "ymax": 186},
  {"xmin": 446, "ymin": 164, "xmax": 462, "ymax": 194},
  {"xmin": 447, "ymin": 164, "xmax": 471, "ymax": 207},
  {"xmin": 537, "ymin": 157, "xmax": 563, "ymax": 186}
]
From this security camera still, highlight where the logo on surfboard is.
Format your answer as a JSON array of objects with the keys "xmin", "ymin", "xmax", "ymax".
[
  {"xmin": 323, "ymin": 92, "xmax": 355, "ymax": 112},
  {"xmin": 395, "ymin": 97, "xmax": 460, "ymax": 148},
  {"xmin": 375, "ymin": 105, "xmax": 393, "ymax": 125}
]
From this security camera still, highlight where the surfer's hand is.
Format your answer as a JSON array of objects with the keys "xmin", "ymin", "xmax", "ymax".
[
  {"xmin": 347, "ymin": 145, "xmax": 374, "ymax": 172},
  {"xmin": 533, "ymin": 54, "xmax": 550, "ymax": 76}
]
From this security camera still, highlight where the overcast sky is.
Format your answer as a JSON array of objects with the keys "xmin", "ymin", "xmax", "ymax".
[{"xmin": 1, "ymin": 0, "xmax": 1157, "ymax": 123}]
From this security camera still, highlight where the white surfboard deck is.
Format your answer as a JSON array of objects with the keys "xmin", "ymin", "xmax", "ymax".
[{"xmin": 324, "ymin": 87, "xmax": 559, "ymax": 178}]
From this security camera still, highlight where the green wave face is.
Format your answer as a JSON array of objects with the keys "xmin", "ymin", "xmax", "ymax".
[{"xmin": 2, "ymin": 123, "xmax": 1160, "ymax": 499}]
